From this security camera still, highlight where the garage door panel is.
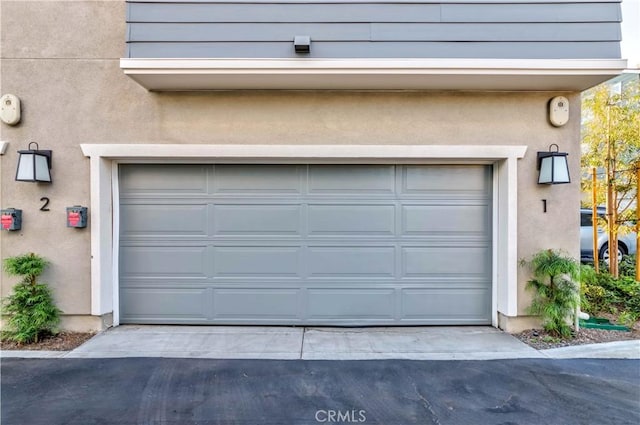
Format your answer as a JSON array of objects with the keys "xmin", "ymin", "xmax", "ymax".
[
  {"xmin": 120, "ymin": 287, "xmax": 209, "ymax": 321},
  {"xmin": 307, "ymin": 289, "xmax": 395, "ymax": 319},
  {"xmin": 402, "ymin": 247, "xmax": 490, "ymax": 277},
  {"xmin": 214, "ymin": 247, "xmax": 301, "ymax": 276},
  {"xmin": 402, "ymin": 288, "xmax": 491, "ymax": 321},
  {"xmin": 308, "ymin": 204, "xmax": 395, "ymax": 236},
  {"xmin": 120, "ymin": 164, "xmax": 208, "ymax": 194},
  {"xmin": 212, "ymin": 164, "xmax": 302, "ymax": 194},
  {"xmin": 119, "ymin": 164, "xmax": 492, "ymax": 325},
  {"xmin": 308, "ymin": 165, "xmax": 395, "ymax": 194},
  {"xmin": 121, "ymin": 246, "xmax": 208, "ymax": 278},
  {"xmin": 213, "ymin": 205, "xmax": 302, "ymax": 235},
  {"xmin": 213, "ymin": 289, "xmax": 300, "ymax": 319},
  {"xmin": 402, "ymin": 205, "xmax": 489, "ymax": 235},
  {"xmin": 120, "ymin": 204, "xmax": 208, "ymax": 237},
  {"xmin": 307, "ymin": 246, "xmax": 396, "ymax": 277},
  {"xmin": 402, "ymin": 165, "xmax": 490, "ymax": 194}
]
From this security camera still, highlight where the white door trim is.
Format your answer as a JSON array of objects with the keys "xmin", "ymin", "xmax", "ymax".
[{"xmin": 81, "ymin": 144, "xmax": 526, "ymax": 326}]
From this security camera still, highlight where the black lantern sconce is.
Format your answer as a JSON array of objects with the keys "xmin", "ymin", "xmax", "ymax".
[
  {"xmin": 15, "ymin": 142, "xmax": 52, "ymax": 183},
  {"xmin": 537, "ymin": 144, "xmax": 570, "ymax": 185}
]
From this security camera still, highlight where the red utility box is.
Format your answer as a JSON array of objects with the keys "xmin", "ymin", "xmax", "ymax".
[{"xmin": 66, "ymin": 206, "xmax": 87, "ymax": 228}]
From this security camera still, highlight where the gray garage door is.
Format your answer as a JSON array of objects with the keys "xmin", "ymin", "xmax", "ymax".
[{"xmin": 119, "ymin": 164, "xmax": 492, "ymax": 325}]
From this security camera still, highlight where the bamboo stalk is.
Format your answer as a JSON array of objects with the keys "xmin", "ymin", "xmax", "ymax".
[
  {"xmin": 606, "ymin": 102, "xmax": 618, "ymax": 277},
  {"xmin": 592, "ymin": 167, "xmax": 599, "ymax": 273},
  {"xmin": 636, "ymin": 165, "xmax": 640, "ymax": 281}
]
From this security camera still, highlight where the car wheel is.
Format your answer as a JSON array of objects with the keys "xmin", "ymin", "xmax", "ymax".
[{"xmin": 599, "ymin": 243, "xmax": 626, "ymax": 263}]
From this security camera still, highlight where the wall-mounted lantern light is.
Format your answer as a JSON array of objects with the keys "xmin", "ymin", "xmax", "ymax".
[
  {"xmin": 16, "ymin": 142, "xmax": 52, "ymax": 183},
  {"xmin": 537, "ymin": 143, "xmax": 570, "ymax": 185}
]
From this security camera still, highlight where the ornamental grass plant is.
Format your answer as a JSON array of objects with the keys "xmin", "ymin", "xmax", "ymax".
[{"xmin": 523, "ymin": 250, "xmax": 580, "ymax": 338}]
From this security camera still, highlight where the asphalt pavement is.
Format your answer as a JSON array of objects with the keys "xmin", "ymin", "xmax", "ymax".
[{"xmin": 2, "ymin": 357, "xmax": 639, "ymax": 425}]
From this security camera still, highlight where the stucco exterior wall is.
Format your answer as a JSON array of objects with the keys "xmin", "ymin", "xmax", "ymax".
[{"xmin": 1, "ymin": 1, "xmax": 581, "ymax": 331}]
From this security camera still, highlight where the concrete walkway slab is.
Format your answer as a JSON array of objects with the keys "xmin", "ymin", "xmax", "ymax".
[
  {"xmin": 63, "ymin": 325, "xmax": 544, "ymax": 360},
  {"xmin": 64, "ymin": 325, "xmax": 304, "ymax": 359},
  {"xmin": 1, "ymin": 350, "xmax": 68, "ymax": 358},
  {"xmin": 540, "ymin": 340, "xmax": 640, "ymax": 359},
  {"xmin": 4, "ymin": 326, "xmax": 636, "ymax": 360},
  {"xmin": 301, "ymin": 326, "xmax": 544, "ymax": 360}
]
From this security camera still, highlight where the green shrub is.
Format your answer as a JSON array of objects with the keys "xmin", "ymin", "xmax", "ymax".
[
  {"xmin": 1, "ymin": 253, "xmax": 61, "ymax": 344},
  {"xmin": 593, "ymin": 273, "xmax": 640, "ymax": 313},
  {"xmin": 580, "ymin": 265, "xmax": 606, "ymax": 313},
  {"xmin": 618, "ymin": 255, "xmax": 637, "ymax": 278},
  {"xmin": 618, "ymin": 311, "xmax": 640, "ymax": 328},
  {"xmin": 599, "ymin": 254, "xmax": 637, "ymax": 279},
  {"xmin": 581, "ymin": 259, "xmax": 640, "ymax": 326},
  {"xmin": 523, "ymin": 250, "xmax": 580, "ymax": 338}
]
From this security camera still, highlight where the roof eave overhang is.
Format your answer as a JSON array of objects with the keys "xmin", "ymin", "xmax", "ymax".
[{"xmin": 120, "ymin": 58, "xmax": 628, "ymax": 91}]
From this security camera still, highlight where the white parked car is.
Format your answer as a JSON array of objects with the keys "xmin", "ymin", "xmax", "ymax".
[{"xmin": 580, "ymin": 208, "xmax": 637, "ymax": 263}]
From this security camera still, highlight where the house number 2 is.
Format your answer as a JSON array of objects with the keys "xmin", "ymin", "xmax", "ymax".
[{"xmin": 40, "ymin": 197, "xmax": 50, "ymax": 211}]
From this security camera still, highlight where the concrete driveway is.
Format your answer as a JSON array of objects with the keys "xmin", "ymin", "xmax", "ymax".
[
  {"xmin": 4, "ymin": 326, "xmax": 638, "ymax": 360},
  {"xmin": 2, "ymin": 357, "xmax": 639, "ymax": 425},
  {"xmin": 64, "ymin": 325, "xmax": 544, "ymax": 360}
]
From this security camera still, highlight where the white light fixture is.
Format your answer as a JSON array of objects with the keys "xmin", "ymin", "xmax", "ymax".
[
  {"xmin": 537, "ymin": 143, "xmax": 570, "ymax": 184},
  {"xmin": 15, "ymin": 142, "xmax": 52, "ymax": 183}
]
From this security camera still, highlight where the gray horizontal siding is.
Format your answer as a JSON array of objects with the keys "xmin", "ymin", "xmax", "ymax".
[
  {"xmin": 126, "ymin": 1, "xmax": 622, "ymax": 59},
  {"xmin": 128, "ymin": 2, "xmax": 621, "ymax": 23},
  {"xmin": 128, "ymin": 41, "xmax": 621, "ymax": 59},
  {"xmin": 130, "ymin": 23, "xmax": 621, "ymax": 42}
]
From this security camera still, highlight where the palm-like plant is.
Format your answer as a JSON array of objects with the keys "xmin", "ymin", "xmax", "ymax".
[{"xmin": 523, "ymin": 250, "xmax": 580, "ymax": 338}]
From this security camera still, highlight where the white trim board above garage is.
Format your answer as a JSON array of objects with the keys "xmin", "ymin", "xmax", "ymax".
[
  {"xmin": 120, "ymin": 59, "xmax": 627, "ymax": 91},
  {"xmin": 81, "ymin": 144, "xmax": 527, "ymax": 160},
  {"xmin": 80, "ymin": 144, "xmax": 526, "ymax": 328}
]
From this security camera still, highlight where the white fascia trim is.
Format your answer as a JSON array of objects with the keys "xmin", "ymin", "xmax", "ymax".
[
  {"xmin": 121, "ymin": 58, "xmax": 627, "ymax": 74},
  {"xmin": 82, "ymin": 143, "xmax": 526, "ymax": 321},
  {"xmin": 120, "ymin": 58, "xmax": 627, "ymax": 91},
  {"xmin": 81, "ymin": 144, "xmax": 527, "ymax": 160},
  {"xmin": 133, "ymin": 0, "xmax": 621, "ymax": 3}
]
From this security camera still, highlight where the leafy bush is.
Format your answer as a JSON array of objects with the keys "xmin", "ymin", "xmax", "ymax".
[
  {"xmin": 1, "ymin": 253, "xmax": 61, "ymax": 344},
  {"xmin": 580, "ymin": 265, "xmax": 604, "ymax": 312},
  {"xmin": 598, "ymin": 255, "xmax": 637, "ymax": 279},
  {"xmin": 618, "ymin": 255, "xmax": 637, "ymax": 279},
  {"xmin": 618, "ymin": 311, "xmax": 640, "ymax": 328},
  {"xmin": 581, "ymin": 260, "xmax": 640, "ymax": 326},
  {"xmin": 523, "ymin": 250, "xmax": 580, "ymax": 338}
]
